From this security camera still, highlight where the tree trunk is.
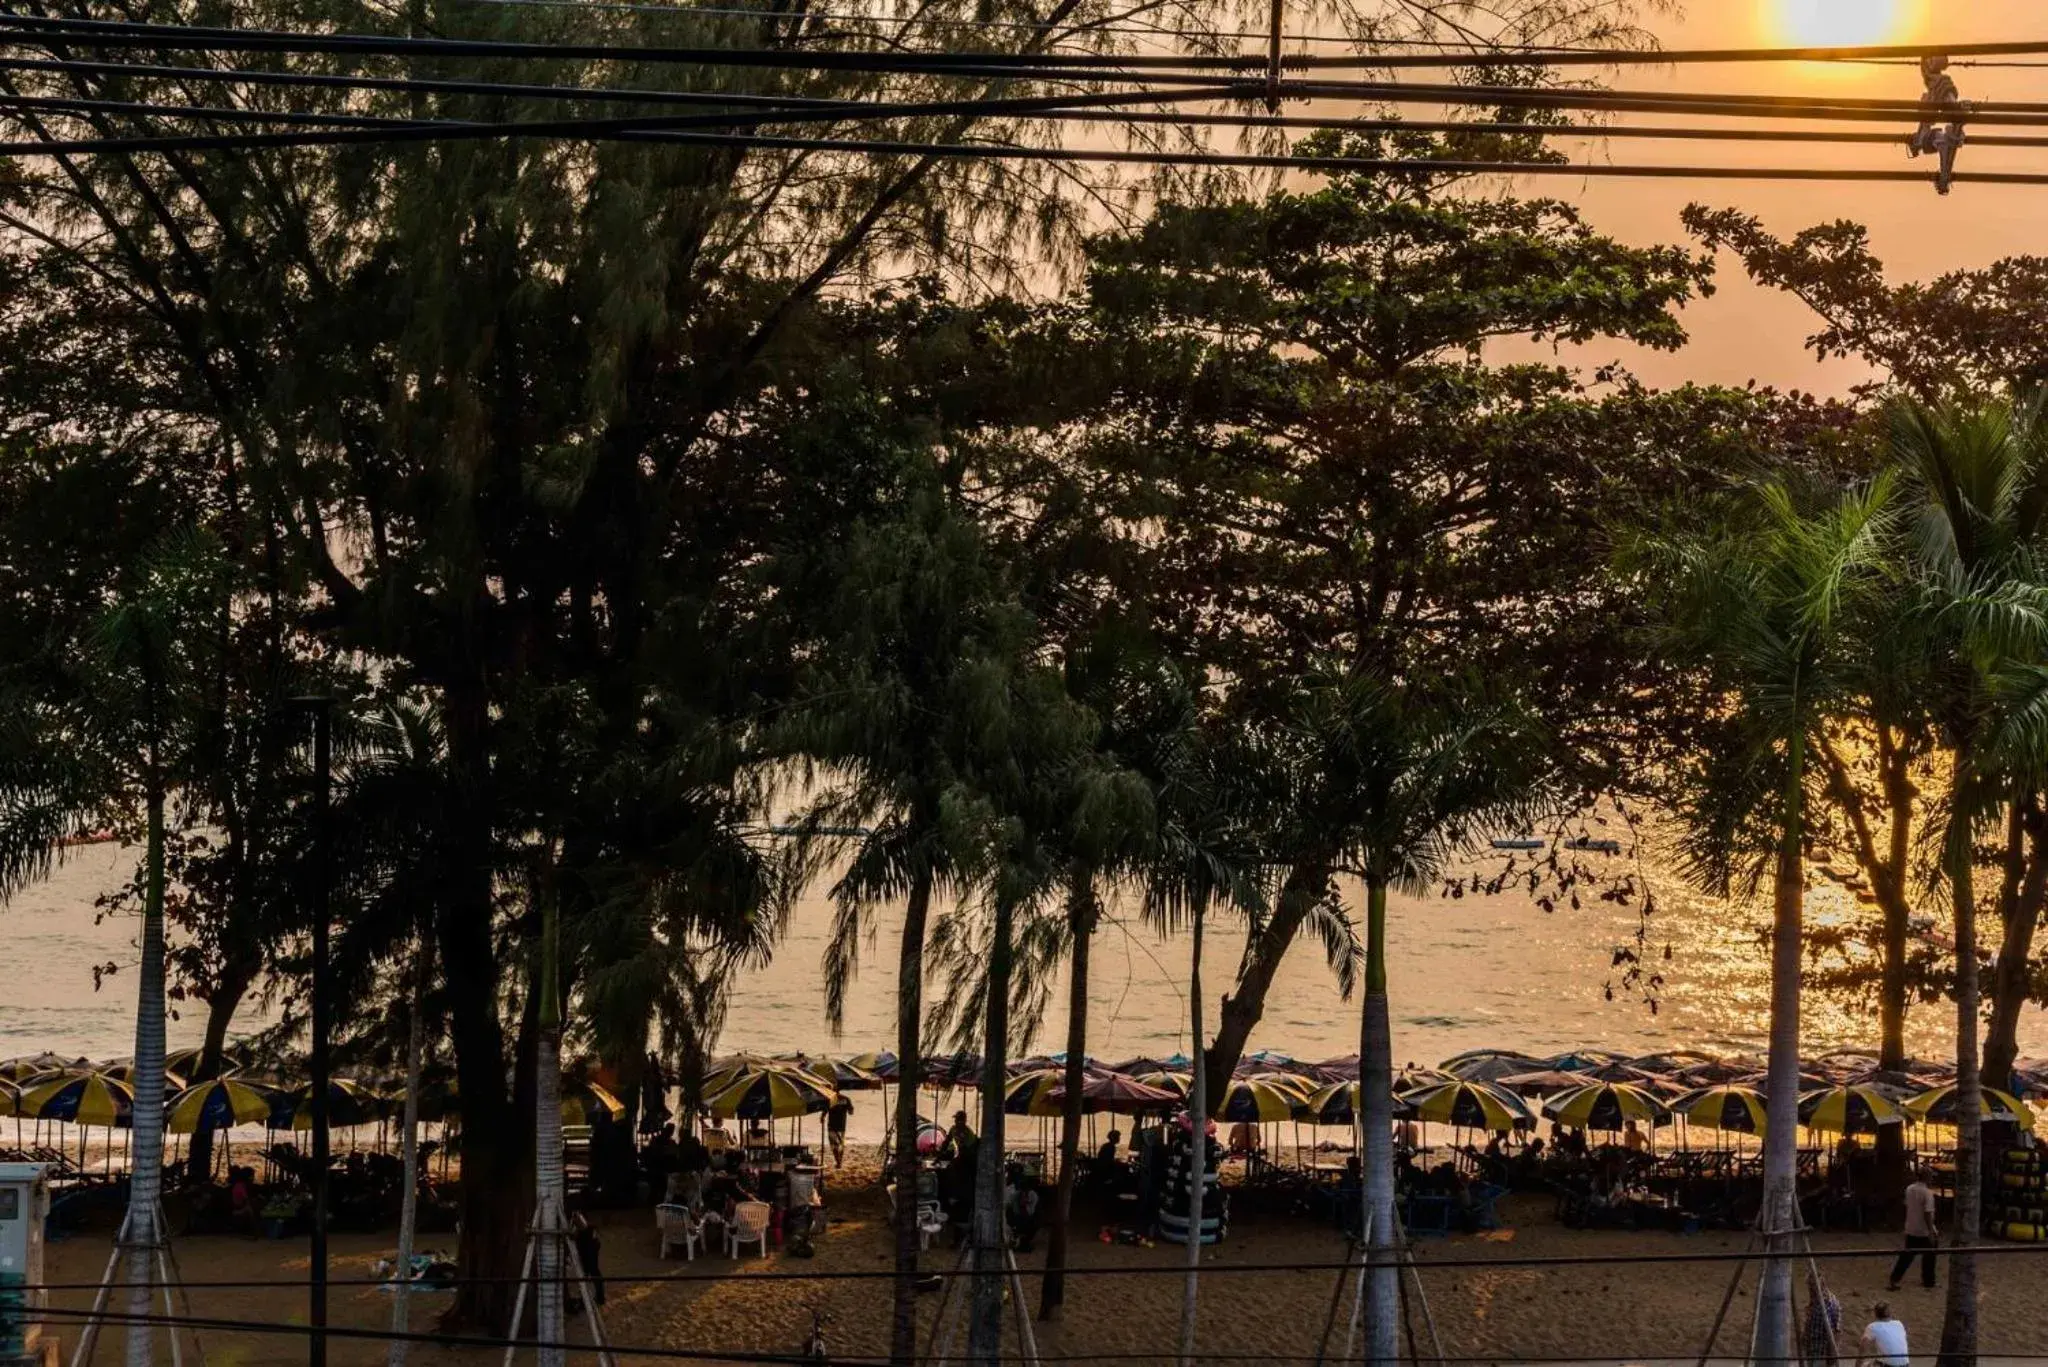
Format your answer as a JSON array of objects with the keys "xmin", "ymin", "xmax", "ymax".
[
  {"xmin": 1359, "ymin": 880, "xmax": 1399, "ymax": 1367},
  {"xmin": 534, "ymin": 876, "xmax": 566, "ymax": 1367},
  {"xmin": 388, "ymin": 933, "xmax": 431, "ymax": 1367},
  {"xmin": 1040, "ymin": 867, "xmax": 1095, "ymax": 1320},
  {"xmin": 185, "ymin": 961, "xmax": 254, "ymax": 1183},
  {"xmin": 889, "ymin": 868, "xmax": 935, "ymax": 1367},
  {"xmin": 1938, "ymin": 769, "xmax": 1983, "ymax": 1367},
  {"xmin": 1752, "ymin": 738, "xmax": 1806, "ymax": 1367},
  {"xmin": 968, "ymin": 893, "xmax": 1014, "ymax": 1366},
  {"xmin": 1205, "ymin": 860, "xmax": 1329, "ymax": 1098},
  {"xmin": 122, "ymin": 763, "xmax": 171, "ymax": 1367},
  {"xmin": 1178, "ymin": 894, "xmax": 1207, "ymax": 1367},
  {"xmin": 1985, "ymin": 796, "xmax": 2046, "ymax": 1093}
]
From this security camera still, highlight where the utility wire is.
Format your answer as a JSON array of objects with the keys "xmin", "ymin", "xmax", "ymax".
[
  {"xmin": 12, "ymin": 13, "xmax": 2048, "ymax": 73},
  {"xmin": 21, "ymin": 1238, "xmax": 2048, "ymax": 1290}
]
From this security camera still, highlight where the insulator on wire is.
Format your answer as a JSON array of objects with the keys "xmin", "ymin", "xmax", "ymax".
[{"xmin": 1908, "ymin": 53, "xmax": 1969, "ymax": 194}]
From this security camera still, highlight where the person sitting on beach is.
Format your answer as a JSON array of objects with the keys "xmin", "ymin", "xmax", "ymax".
[
  {"xmin": 1226, "ymin": 1121, "xmax": 1263, "ymax": 1159},
  {"xmin": 1623, "ymin": 1120, "xmax": 1649, "ymax": 1155}
]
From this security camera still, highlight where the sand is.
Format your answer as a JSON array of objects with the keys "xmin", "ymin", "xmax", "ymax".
[{"xmin": 31, "ymin": 1146, "xmax": 2048, "ymax": 1365}]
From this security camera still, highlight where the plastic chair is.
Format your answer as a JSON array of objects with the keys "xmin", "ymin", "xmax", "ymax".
[
  {"xmin": 915, "ymin": 1200, "xmax": 948, "ymax": 1251},
  {"xmin": 657, "ymin": 1204, "xmax": 702, "ymax": 1261},
  {"xmin": 728, "ymin": 1200, "xmax": 772, "ymax": 1258}
]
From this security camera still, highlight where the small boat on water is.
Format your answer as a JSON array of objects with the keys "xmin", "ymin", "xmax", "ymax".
[
  {"xmin": 1490, "ymin": 838, "xmax": 1545, "ymax": 851},
  {"xmin": 57, "ymin": 830, "xmax": 116, "ymax": 849},
  {"xmin": 1565, "ymin": 837, "xmax": 1623, "ymax": 855}
]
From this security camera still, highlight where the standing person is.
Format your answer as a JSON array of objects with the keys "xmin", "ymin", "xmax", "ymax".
[
  {"xmin": 1857, "ymin": 1301, "xmax": 1910, "ymax": 1367},
  {"xmin": 1887, "ymin": 1168, "xmax": 1939, "ymax": 1291},
  {"xmin": 1802, "ymin": 1270, "xmax": 1843, "ymax": 1367},
  {"xmin": 827, "ymin": 1094, "xmax": 853, "ymax": 1169}
]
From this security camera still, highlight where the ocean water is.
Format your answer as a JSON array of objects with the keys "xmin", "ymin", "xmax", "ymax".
[{"xmin": 10, "ymin": 834, "xmax": 2032, "ymax": 1083}]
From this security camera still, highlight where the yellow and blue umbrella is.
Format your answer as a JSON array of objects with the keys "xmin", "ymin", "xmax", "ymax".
[
  {"xmin": 1904, "ymin": 1084, "xmax": 2035, "ymax": 1129},
  {"xmin": 166, "ymin": 1079, "xmax": 275, "ymax": 1135},
  {"xmin": 19, "ymin": 1071, "xmax": 134, "ymax": 1128},
  {"xmin": 1798, "ymin": 1085, "xmax": 1903, "ymax": 1136},
  {"xmin": 1133, "ymin": 1071, "xmax": 1193, "ymax": 1101},
  {"xmin": 1541, "ymin": 1082, "xmax": 1664, "ymax": 1133},
  {"xmin": 0, "ymin": 1053, "xmax": 78, "ymax": 1084},
  {"xmin": 1302, "ymin": 1081, "xmax": 1376, "ymax": 1126},
  {"xmin": 1002, "ymin": 1069, "xmax": 1066, "ymax": 1118},
  {"xmin": 561, "ymin": 1079, "xmax": 625, "ymax": 1126},
  {"xmin": 102, "ymin": 1062, "xmax": 189, "ymax": 1094},
  {"xmin": 1402, "ymin": 1080, "xmax": 1532, "ymax": 1132},
  {"xmin": 705, "ymin": 1065, "xmax": 838, "ymax": 1120},
  {"xmin": 1667, "ymin": 1085, "xmax": 1765, "ymax": 1136},
  {"xmin": 1211, "ymin": 1075, "xmax": 1309, "ymax": 1123},
  {"xmin": 271, "ymin": 1078, "xmax": 384, "ymax": 1131},
  {"xmin": 814, "ymin": 1058, "xmax": 885, "ymax": 1091},
  {"xmin": 845, "ymin": 1051, "xmax": 899, "ymax": 1083}
]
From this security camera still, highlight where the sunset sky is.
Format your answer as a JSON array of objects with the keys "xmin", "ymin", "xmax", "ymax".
[{"xmin": 1480, "ymin": 0, "xmax": 2047, "ymax": 394}]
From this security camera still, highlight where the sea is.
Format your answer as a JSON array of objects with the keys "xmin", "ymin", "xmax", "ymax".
[{"xmin": 9, "ymin": 833, "xmax": 2035, "ymax": 1094}]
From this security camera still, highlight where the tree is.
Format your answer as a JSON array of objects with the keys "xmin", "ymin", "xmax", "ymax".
[
  {"xmin": 1883, "ymin": 394, "xmax": 2048, "ymax": 1367},
  {"xmin": 1638, "ymin": 474, "xmax": 1896, "ymax": 1367}
]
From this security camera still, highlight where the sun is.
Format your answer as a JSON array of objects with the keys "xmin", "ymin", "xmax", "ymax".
[{"xmin": 1771, "ymin": 0, "xmax": 1912, "ymax": 46}]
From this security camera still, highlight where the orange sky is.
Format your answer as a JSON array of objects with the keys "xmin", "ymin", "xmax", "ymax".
[{"xmin": 1481, "ymin": 0, "xmax": 2048, "ymax": 394}]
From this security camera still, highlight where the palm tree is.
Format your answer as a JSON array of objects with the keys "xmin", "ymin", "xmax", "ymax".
[
  {"xmin": 1281, "ymin": 673, "xmax": 1546, "ymax": 1366},
  {"xmin": 0, "ymin": 529, "xmax": 227, "ymax": 1367},
  {"xmin": 1884, "ymin": 393, "xmax": 2048, "ymax": 1367},
  {"xmin": 1643, "ymin": 475, "xmax": 1896, "ymax": 1367}
]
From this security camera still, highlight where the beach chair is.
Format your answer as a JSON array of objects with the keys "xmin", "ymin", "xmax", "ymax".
[
  {"xmin": 728, "ymin": 1200, "xmax": 772, "ymax": 1258},
  {"xmin": 915, "ymin": 1200, "xmax": 947, "ymax": 1251},
  {"xmin": 658, "ymin": 1203, "xmax": 703, "ymax": 1261},
  {"xmin": 1468, "ymin": 1182, "xmax": 1509, "ymax": 1231}
]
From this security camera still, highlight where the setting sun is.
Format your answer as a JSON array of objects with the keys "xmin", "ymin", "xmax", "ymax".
[{"xmin": 1771, "ymin": 0, "xmax": 1915, "ymax": 46}]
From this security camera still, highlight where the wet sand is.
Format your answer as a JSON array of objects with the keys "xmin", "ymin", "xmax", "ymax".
[{"xmin": 33, "ymin": 1146, "xmax": 2048, "ymax": 1366}]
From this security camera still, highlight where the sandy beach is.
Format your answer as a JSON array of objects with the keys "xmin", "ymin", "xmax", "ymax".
[{"xmin": 25, "ymin": 1145, "xmax": 2048, "ymax": 1366}]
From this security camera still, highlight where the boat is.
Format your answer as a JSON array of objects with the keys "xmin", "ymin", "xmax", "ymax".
[
  {"xmin": 1490, "ymin": 838, "xmax": 1545, "ymax": 851},
  {"xmin": 1565, "ymin": 837, "xmax": 1623, "ymax": 855}
]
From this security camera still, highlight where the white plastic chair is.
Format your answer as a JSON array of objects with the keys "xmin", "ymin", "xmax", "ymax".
[
  {"xmin": 915, "ymin": 1200, "xmax": 947, "ymax": 1251},
  {"xmin": 728, "ymin": 1200, "xmax": 772, "ymax": 1258},
  {"xmin": 658, "ymin": 1203, "xmax": 701, "ymax": 1261}
]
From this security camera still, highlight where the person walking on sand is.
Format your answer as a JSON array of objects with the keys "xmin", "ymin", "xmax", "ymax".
[
  {"xmin": 1888, "ymin": 1168, "xmax": 1939, "ymax": 1291},
  {"xmin": 827, "ymin": 1094, "xmax": 853, "ymax": 1169},
  {"xmin": 1857, "ymin": 1301, "xmax": 1910, "ymax": 1367}
]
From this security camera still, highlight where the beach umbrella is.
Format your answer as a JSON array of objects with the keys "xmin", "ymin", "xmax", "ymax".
[
  {"xmin": 1315, "ymin": 1054, "xmax": 1362, "ymax": 1081},
  {"xmin": 1132, "ymin": 1071, "xmax": 1192, "ymax": 1100},
  {"xmin": 923, "ymin": 1052, "xmax": 985, "ymax": 1089},
  {"xmin": 1211, "ymin": 1076, "xmax": 1309, "ymax": 1123},
  {"xmin": 18, "ymin": 1070, "xmax": 134, "ymax": 1127},
  {"xmin": 1493, "ymin": 1069, "xmax": 1596, "ymax": 1099},
  {"xmin": 1440, "ymin": 1052, "xmax": 1545, "ymax": 1084},
  {"xmin": 1052, "ymin": 1073, "xmax": 1179, "ymax": 1116},
  {"xmin": 166, "ymin": 1078, "xmax": 276, "ymax": 1135},
  {"xmin": 1393, "ymin": 1065, "xmax": 1455, "ymax": 1093},
  {"xmin": 1545, "ymin": 1051, "xmax": 1619, "ymax": 1074},
  {"xmin": 1798, "ymin": 1085, "xmax": 1903, "ymax": 1136},
  {"xmin": 1111, "ymin": 1053, "xmax": 1190, "ymax": 1076},
  {"xmin": 1003, "ymin": 1069, "xmax": 1066, "ymax": 1118},
  {"xmin": 162, "ymin": 1046, "xmax": 214, "ymax": 1078},
  {"xmin": 102, "ymin": 1061, "xmax": 189, "ymax": 1094},
  {"xmin": 704, "ymin": 1066, "xmax": 838, "ymax": 1120},
  {"xmin": 561, "ymin": 1079, "xmax": 625, "ymax": 1126},
  {"xmin": 0, "ymin": 1053, "xmax": 75, "ymax": 1084},
  {"xmin": 1667, "ymin": 1085, "xmax": 1767, "ymax": 1136},
  {"xmin": 1903, "ymin": 1083, "xmax": 2036, "ymax": 1129},
  {"xmin": 1627, "ymin": 1050, "xmax": 1722, "ymax": 1075},
  {"xmin": 1300, "ymin": 1080, "xmax": 1415, "ymax": 1126},
  {"xmin": 272, "ymin": 1078, "xmax": 384, "ymax": 1130},
  {"xmin": 814, "ymin": 1058, "xmax": 885, "ymax": 1091},
  {"xmin": 845, "ymin": 1051, "xmax": 899, "ymax": 1082},
  {"xmin": 700, "ymin": 1052, "xmax": 779, "ymax": 1097},
  {"xmin": 1542, "ymin": 1082, "xmax": 1666, "ymax": 1133},
  {"xmin": 1403, "ymin": 1080, "xmax": 1532, "ymax": 1132}
]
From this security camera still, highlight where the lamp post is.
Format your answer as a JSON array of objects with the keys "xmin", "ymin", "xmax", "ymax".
[{"xmin": 291, "ymin": 695, "xmax": 334, "ymax": 1367}]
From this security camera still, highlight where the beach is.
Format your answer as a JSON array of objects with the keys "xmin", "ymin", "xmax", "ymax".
[{"xmin": 30, "ymin": 1145, "xmax": 2048, "ymax": 1366}]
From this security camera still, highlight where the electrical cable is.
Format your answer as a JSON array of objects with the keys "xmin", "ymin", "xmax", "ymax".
[
  {"xmin": 0, "ymin": 89, "xmax": 441, "ymax": 127},
  {"xmin": 21, "ymin": 1238, "xmax": 2048, "ymax": 1290},
  {"xmin": 12, "ymin": 13, "xmax": 2048, "ymax": 75}
]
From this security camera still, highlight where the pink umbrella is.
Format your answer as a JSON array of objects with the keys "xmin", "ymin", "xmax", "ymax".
[{"xmin": 1050, "ymin": 1073, "xmax": 1179, "ymax": 1115}]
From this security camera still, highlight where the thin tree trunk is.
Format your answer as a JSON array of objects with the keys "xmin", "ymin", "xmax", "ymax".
[
  {"xmin": 1938, "ymin": 767, "xmax": 1983, "ymax": 1367},
  {"xmin": 1205, "ymin": 860, "xmax": 1330, "ymax": 1098},
  {"xmin": 122, "ymin": 761, "xmax": 170, "ymax": 1367},
  {"xmin": 185, "ymin": 963, "xmax": 253, "ymax": 1182},
  {"xmin": 1360, "ymin": 879, "xmax": 1399, "ymax": 1367},
  {"xmin": 388, "ymin": 932, "xmax": 432, "ymax": 1367},
  {"xmin": 1985, "ymin": 796, "xmax": 2046, "ymax": 1093},
  {"xmin": 889, "ymin": 868, "xmax": 935, "ymax": 1367},
  {"xmin": 1041, "ymin": 866, "xmax": 1095, "ymax": 1320},
  {"xmin": 968, "ymin": 893, "xmax": 1014, "ymax": 1366},
  {"xmin": 1178, "ymin": 894, "xmax": 1207, "ymax": 1367},
  {"xmin": 534, "ymin": 879, "xmax": 566, "ymax": 1367},
  {"xmin": 1753, "ymin": 737, "xmax": 1806, "ymax": 1367}
]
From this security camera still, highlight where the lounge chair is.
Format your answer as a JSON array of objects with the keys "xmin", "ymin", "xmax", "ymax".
[
  {"xmin": 728, "ymin": 1200, "xmax": 771, "ymax": 1258},
  {"xmin": 657, "ymin": 1204, "xmax": 702, "ymax": 1261}
]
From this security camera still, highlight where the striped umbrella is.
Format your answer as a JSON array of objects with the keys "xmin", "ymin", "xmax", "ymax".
[
  {"xmin": 1493, "ymin": 1069, "xmax": 1593, "ymax": 1099},
  {"xmin": 163, "ymin": 1046, "xmax": 212, "ymax": 1078},
  {"xmin": 1002, "ymin": 1069, "xmax": 1066, "ymax": 1118},
  {"xmin": 1111, "ymin": 1054, "xmax": 1190, "ymax": 1075},
  {"xmin": 705, "ymin": 1066, "xmax": 838, "ymax": 1120},
  {"xmin": 1903, "ymin": 1084, "xmax": 2036, "ymax": 1129},
  {"xmin": 923, "ymin": 1052, "xmax": 985, "ymax": 1089},
  {"xmin": 1667, "ymin": 1085, "xmax": 1766, "ymax": 1136},
  {"xmin": 166, "ymin": 1079, "xmax": 276, "ymax": 1135},
  {"xmin": 1403, "ymin": 1080, "xmax": 1532, "ymax": 1132},
  {"xmin": 0, "ymin": 1053, "xmax": 80, "ymax": 1084},
  {"xmin": 1542, "ymin": 1082, "xmax": 1665, "ymax": 1133},
  {"xmin": 1211, "ymin": 1076, "xmax": 1309, "ymax": 1123},
  {"xmin": 845, "ymin": 1051, "xmax": 899, "ymax": 1082},
  {"xmin": 18, "ymin": 1071, "xmax": 134, "ymax": 1128},
  {"xmin": 1439, "ymin": 1052, "xmax": 1546, "ymax": 1084},
  {"xmin": 815, "ymin": 1059, "xmax": 884, "ymax": 1091},
  {"xmin": 701, "ymin": 1052, "xmax": 779, "ymax": 1097},
  {"xmin": 1798, "ymin": 1085, "xmax": 1903, "ymax": 1136},
  {"xmin": 102, "ymin": 1062, "xmax": 189, "ymax": 1094},
  {"xmin": 1301, "ymin": 1081, "xmax": 1373, "ymax": 1126},
  {"xmin": 1051, "ymin": 1073, "xmax": 1180, "ymax": 1116},
  {"xmin": 561, "ymin": 1080, "xmax": 625, "ymax": 1126},
  {"xmin": 272, "ymin": 1079, "xmax": 384, "ymax": 1131},
  {"xmin": 0, "ymin": 1080, "xmax": 18, "ymax": 1118},
  {"xmin": 1133, "ymin": 1071, "xmax": 1193, "ymax": 1101}
]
